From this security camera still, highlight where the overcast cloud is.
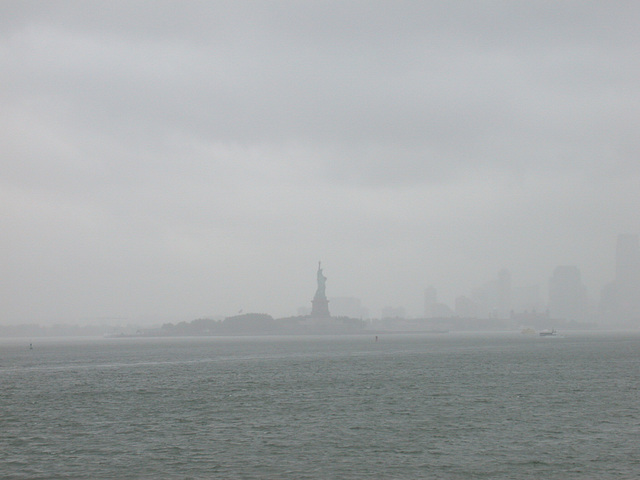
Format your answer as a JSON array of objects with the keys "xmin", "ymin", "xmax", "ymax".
[{"xmin": 1, "ymin": 1, "xmax": 639, "ymax": 323}]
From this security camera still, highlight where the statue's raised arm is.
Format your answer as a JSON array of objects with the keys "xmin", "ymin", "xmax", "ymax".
[{"xmin": 316, "ymin": 261, "xmax": 326, "ymax": 297}]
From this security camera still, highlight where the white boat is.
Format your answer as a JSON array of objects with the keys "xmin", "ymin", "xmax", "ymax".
[{"xmin": 539, "ymin": 329, "xmax": 557, "ymax": 337}]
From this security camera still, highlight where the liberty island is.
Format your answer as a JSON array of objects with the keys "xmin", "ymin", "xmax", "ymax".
[{"xmin": 139, "ymin": 262, "xmax": 365, "ymax": 336}]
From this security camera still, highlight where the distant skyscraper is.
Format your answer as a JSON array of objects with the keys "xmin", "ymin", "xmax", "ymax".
[
  {"xmin": 548, "ymin": 266, "xmax": 588, "ymax": 321},
  {"xmin": 600, "ymin": 234, "xmax": 640, "ymax": 324},
  {"xmin": 616, "ymin": 234, "xmax": 640, "ymax": 288}
]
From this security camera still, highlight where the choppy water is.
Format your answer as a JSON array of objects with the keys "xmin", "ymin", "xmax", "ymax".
[{"xmin": 1, "ymin": 332, "xmax": 639, "ymax": 479}]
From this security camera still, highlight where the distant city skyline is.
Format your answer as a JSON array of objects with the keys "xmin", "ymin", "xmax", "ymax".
[{"xmin": 334, "ymin": 233, "xmax": 639, "ymax": 325}]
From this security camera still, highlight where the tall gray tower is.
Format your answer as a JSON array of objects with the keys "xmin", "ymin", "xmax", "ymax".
[
  {"xmin": 600, "ymin": 234, "xmax": 640, "ymax": 324},
  {"xmin": 615, "ymin": 234, "xmax": 640, "ymax": 321},
  {"xmin": 616, "ymin": 234, "xmax": 640, "ymax": 287}
]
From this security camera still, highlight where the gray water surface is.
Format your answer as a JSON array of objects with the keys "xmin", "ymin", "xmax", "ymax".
[{"xmin": 1, "ymin": 333, "xmax": 639, "ymax": 479}]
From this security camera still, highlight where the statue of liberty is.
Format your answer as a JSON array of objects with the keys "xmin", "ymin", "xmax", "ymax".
[{"xmin": 311, "ymin": 261, "xmax": 330, "ymax": 317}]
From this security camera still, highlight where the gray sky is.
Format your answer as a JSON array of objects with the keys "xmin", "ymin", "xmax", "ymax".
[{"xmin": 2, "ymin": 1, "xmax": 639, "ymax": 324}]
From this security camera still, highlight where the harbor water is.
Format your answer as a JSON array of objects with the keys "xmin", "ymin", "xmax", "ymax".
[{"xmin": 1, "ymin": 332, "xmax": 639, "ymax": 479}]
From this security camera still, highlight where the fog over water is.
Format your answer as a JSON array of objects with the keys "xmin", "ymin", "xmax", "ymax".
[{"xmin": 1, "ymin": 2, "xmax": 639, "ymax": 325}]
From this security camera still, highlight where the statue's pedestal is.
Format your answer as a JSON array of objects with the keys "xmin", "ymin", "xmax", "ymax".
[{"xmin": 311, "ymin": 296, "xmax": 330, "ymax": 318}]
